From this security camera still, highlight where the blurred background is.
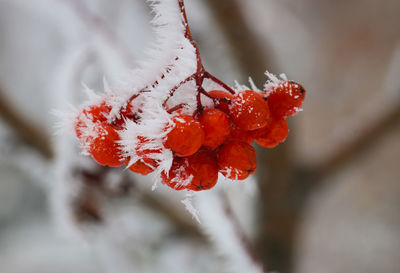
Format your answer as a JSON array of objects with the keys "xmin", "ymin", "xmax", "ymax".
[{"xmin": 0, "ymin": 0, "xmax": 399, "ymax": 272}]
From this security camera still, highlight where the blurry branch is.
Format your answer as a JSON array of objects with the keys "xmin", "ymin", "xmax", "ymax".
[
  {"xmin": 220, "ymin": 191, "xmax": 264, "ymax": 271},
  {"xmin": 0, "ymin": 88, "xmax": 54, "ymax": 159},
  {"xmin": 140, "ymin": 191, "xmax": 204, "ymax": 239},
  {"xmin": 78, "ymin": 166, "xmax": 204, "ymax": 239},
  {"xmin": 313, "ymin": 104, "xmax": 400, "ymax": 181},
  {"xmin": 60, "ymin": 0, "xmax": 135, "ymax": 66},
  {"xmin": 202, "ymin": 0, "xmax": 275, "ymax": 83}
]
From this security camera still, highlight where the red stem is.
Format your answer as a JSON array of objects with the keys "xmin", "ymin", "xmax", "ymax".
[
  {"xmin": 204, "ymin": 71, "xmax": 236, "ymax": 94},
  {"xmin": 167, "ymin": 103, "xmax": 187, "ymax": 114},
  {"xmin": 118, "ymin": 0, "xmax": 236, "ymax": 118},
  {"xmin": 178, "ymin": 0, "xmax": 192, "ymax": 40}
]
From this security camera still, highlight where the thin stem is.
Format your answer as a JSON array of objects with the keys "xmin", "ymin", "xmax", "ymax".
[
  {"xmin": 163, "ymin": 74, "xmax": 196, "ymax": 106},
  {"xmin": 167, "ymin": 103, "xmax": 187, "ymax": 114},
  {"xmin": 204, "ymin": 71, "xmax": 236, "ymax": 94},
  {"xmin": 178, "ymin": 0, "xmax": 192, "ymax": 40}
]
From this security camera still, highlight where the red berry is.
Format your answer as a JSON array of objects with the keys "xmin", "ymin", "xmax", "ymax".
[
  {"xmin": 163, "ymin": 114, "xmax": 204, "ymax": 157},
  {"xmin": 125, "ymin": 158, "xmax": 156, "ymax": 176},
  {"xmin": 208, "ymin": 90, "xmax": 233, "ymax": 114},
  {"xmin": 161, "ymin": 156, "xmax": 190, "ymax": 190},
  {"xmin": 75, "ymin": 103, "xmax": 110, "ymax": 140},
  {"xmin": 89, "ymin": 124, "xmax": 123, "ymax": 167},
  {"xmin": 75, "ymin": 101, "xmax": 133, "ymax": 140},
  {"xmin": 267, "ymin": 81, "xmax": 305, "ymax": 118},
  {"xmin": 252, "ymin": 118, "xmax": 289, "ymax": 148},
  {"xmin": 229, "ymin": 124, "xmax": 254, "ymax": 144},
  {"xmin": 199, "ymin": 108, "xmax": 231, "ymax": 148},
  {"xmin": 161, "ymin": 149, "xmax": 218, "ymax": 191},
  {"xmin": 185, "ymin": 149, "xmax": 219, "ymax": 191},
  {"xmin": 229, "ymin": 90, "xmax": 270, "ymax": 131},
  {"xmin": 218, "ymin": 140, "xmax": 257, "ymax": 180},
  {"xmin": 126, "ymin": 136, "xmax": 160, "ymax": 175}
]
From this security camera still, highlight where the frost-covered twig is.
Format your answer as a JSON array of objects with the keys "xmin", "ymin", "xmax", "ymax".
[
  {"xmin": 220, "ymin": 191, "xmax": 262, "ymax": 267},
  {"xmin": 197, "ymin": 190, "xmax": 265, "ymax": 273}
]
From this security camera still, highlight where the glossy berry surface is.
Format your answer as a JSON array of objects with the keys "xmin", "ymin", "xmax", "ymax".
[
  {"xmin": 164, "ymin": 114, "xmax": 204, "ymax": 157},
  {"xmin": 199, "ymin": 108, "xmax": 231, "ymax": 148},
  {"xmin": 267, "ymin": 81, "xmax": 305, "ymax": 118},
  {"xmin": 252, "ymin": 118, "xmax": 289, "ymax": 148},
  {"xmin": 89, "ymin": 124, "xmax": 123, "ymax": 167},
  {"xmin": 229, "ymin": 124, "xmax": 254, "ymax": 145},
  {"xmin": 229, "ymin": 90, "xmax": 270, "ymax": 131},
  {"xmin": 126, "ymin": 158, "xmax": 156, "ymax": 176},
  {"xmin": 217, "ymin": 140, "xmax": 257, "ymax": 180}
]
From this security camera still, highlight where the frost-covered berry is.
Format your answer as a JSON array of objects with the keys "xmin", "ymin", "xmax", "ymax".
[
  {"xmin": 267, "ymin": 81, "xmax": 305, "ymax": 118},
  {"xmin": 89, "ymin": 124, "xmax": 123, "ymax": 167},
  {"xmin": 185, "ymin": 149, "xmax": 218, "ymax": 191},
  {"xmin": 126, "ymin": 136, "xmax": 160, "ymax": 175},
  {"xmin": 252, "ymin": 118, "xmax": 289, "ymax": 148},
  {"xmin": 229, "ymin": 90, "xmax": 270, "ymax": 131},
  {"xmin": 217, "ymin": 140, "xmax": 257, "ymax": 180},
  {"xmin": 199, "ymin": 108, "xmax": 231, "ymax": 148},
  {"xmin": 75, "ymin": 103, "xmax": 110, "ymax": 140},
  {"xmin": 163, "ymin": 114, "xmax": 204, "ymax": 157},
  {"xmin": 161, "ymin": 156, "xmax": 190, "ymax": 190},
  {"xmin": 161, "ymin": 149, "xmax": 218, "ymax": 191},
  {"xmin": 208, "ymin": 90, "xmax": 233, "ymax": 114},
  {"xmin": 75, "ymin": 101, "xmax": 133, "ymax": 140}
]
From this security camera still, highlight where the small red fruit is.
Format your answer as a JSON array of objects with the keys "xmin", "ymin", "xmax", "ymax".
[
  {"xmin": 229, "ymin": 90, "xmax": 270, "ymax": 131},
  {"xmin": 75, "ymin": 101, "xmax": 133, "ymax": 139},
  {"xmin": 126, "ymin": 136, "xmax": 160, "ymax": 175},
  {"xmin": 229, "ymin": 124, "xmax": 254, "ymax": 145},
  {"xmin": 252, "ymin": 118, "xmax": 289, "ymax": 148},
  {"xmin": 164, "ymin": 114, "xmax": 204, "ymax": 157},
  {"xmin": 267, "ymin": 81, "xmax": 305, "ymax": 118},
  {"xmin": 162, "ymin": 149, "xmax": 218, "ymax": 191},
  {"xmin": 208, "ymin": 90, "xmax": 233, "ymax": 114},
  {"xmin": 199, "ymin": 108, "xmax": 231, "ymax": 148},
  {"xmin": 126, "ymin": 158, "xmax": 156, "ymax": 176},
  {"xmin": 161, "ymin": 156, "xmax": 190, "ymax": 190},
  {"xmin": 218, "ymin": 140, "xmax": 257, "ymax": 180},
  {"xmin": 185, "ymin": 149, "xmax": 219, "ymax": 191},
  {"xmin": 89, "ymin": 124, "xmax": 123, "ymax": 167}
]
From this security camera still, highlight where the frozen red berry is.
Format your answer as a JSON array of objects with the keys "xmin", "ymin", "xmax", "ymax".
[
  {"xmin": 199, "ymin": 108, "xmax": 231, "ymax": 148},
  {"xmin": 126, "ymin": 136, "xmax": 160, "ymax": 175},
  {"xmin": 229, "ymin": 124, "xmax": 254, "ymax": 145},
  {"xmin": 161, "ymin": 149, "xmax": 218, "ymax": 191},
  {"xmin": 161, "ymin": 156, "xmax": 190, "ymax": 190},
  {"xmin": 267, "ymin": 81, "xmax": 305, "ymax": 118},
  {"xmin": 75, "ymin": 101, "xmax": 133, "ymax": 140},
  {"xmin": 163, "ymin": 114, "xmax": 204, "ymax": 157},
  {"xmin": 208, "ymin": 90, "xmax": 233, "ymax": 114},
  {"xmin": 89, "ymin": 124, "xmax": 123, "ymax": 167},
  {"xmin": 185, "ymin": 149, "xmax": 219, "ymax": 191},
  {"xmin": 229, "ymin": 90, "xmax": 270, "ymax": 131},
  {"xmin": 126, "ymin": 158, "xmax": 156, "ymax": 176},
  {"xmin": 252, "ymin": 118, "xmax": 289, "ymax": 148},
  {"xmin": 218, "ymin": 140, "xmax": 257, "ymax": 180}
]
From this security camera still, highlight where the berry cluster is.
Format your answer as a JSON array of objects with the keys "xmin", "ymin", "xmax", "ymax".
[{"xmin": 74, "ymin": 80, "xmax": 305, "ymax": 191}]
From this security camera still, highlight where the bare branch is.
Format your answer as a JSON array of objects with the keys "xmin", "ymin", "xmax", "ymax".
[
  {"xmin": 0, "ymin": 88, "xmax": 53, "ymax": 159},
  {"xmin": 313, "ymin": 104, "xmax": 400, "ymax": 181}
]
